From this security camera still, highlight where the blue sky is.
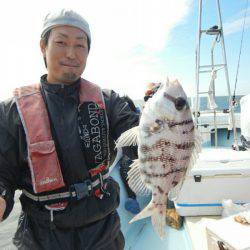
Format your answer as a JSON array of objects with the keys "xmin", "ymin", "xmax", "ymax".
[
  {"xmin": 0, "ymin": 0, "xmax": 249, "ymax": 100},
  {"xmin": 149, "ymin": 0, "xmax": 250, "ymax": 98}
]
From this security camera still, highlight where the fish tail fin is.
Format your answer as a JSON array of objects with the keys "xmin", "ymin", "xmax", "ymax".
[
  {"xmin": 129, "ymin": 202, "xmax": 154, "ymax": 223},
  {"xmin": 151, "ymin": 207, "xmax": 166, "ymax": 239},
  {"xmin": 130, "ymin": 202, "xmax": 166, "ymax": 239}
]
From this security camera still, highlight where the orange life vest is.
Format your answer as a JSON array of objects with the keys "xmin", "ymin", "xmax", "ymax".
[{"xmin": 14, "ymin": 79, "xmax": 110, "ymax": 203}]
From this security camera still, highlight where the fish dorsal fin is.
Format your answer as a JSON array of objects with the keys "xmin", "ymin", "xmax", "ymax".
[
  {"xmin": 116, "ymin": 126, "xmax": 139, "ymax": 148},
  {"xmin": 127, "ymin": 159, "xmax": 151, "ymax": 196},
  {"xmin": 169, "ymin": 128, "xmax": 202, "ymax": 201}
]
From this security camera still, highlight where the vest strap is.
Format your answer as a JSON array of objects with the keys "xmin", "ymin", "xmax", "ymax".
[
  {"xmin": 22, "ymin": 172, "xmax": 109, "ymax": 203},
  {"xmin": 14, "ymin": 85, "xmax": 65, "ymax": 193}
]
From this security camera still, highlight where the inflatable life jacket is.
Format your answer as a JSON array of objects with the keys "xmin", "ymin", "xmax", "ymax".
[{"xmin": 14, "ymin": 79, "xmax": 110, "ymax": 210}]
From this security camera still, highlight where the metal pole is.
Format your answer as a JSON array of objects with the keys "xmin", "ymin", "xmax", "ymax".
[
  {"xmin": 195, "ymin": 0, "xmax": 202, "ymax": 127},
  {"xmin": 216, "ymin": 0, "xmax": 238, "ymax": 148},
  {"xmin": 211, "ymin": 36, "xmax": 218, "ymax": 146}
]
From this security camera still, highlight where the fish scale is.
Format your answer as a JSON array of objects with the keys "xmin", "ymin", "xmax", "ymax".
[{"xmin": 116, "ymin": 79, "xmax": 201, "ymax": 239}]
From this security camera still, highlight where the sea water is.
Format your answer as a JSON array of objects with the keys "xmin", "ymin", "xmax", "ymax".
[{"xmin": 190, "ymin": 95, "xmax": 242, "ymax": 113}]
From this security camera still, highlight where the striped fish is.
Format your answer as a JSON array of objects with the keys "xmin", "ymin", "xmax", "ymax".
[{"xmin": 116, "ymin": 79, "xmax": 201, "ymax": 239}]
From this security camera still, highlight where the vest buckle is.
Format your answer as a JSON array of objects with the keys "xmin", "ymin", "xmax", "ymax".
[
  {"xmin": 70, "ymin": 180, "xmax": 92, "ymax": 200},
  {"xmin": 98, "ymin": 173, "xmax": 110, "ymax": 197}
]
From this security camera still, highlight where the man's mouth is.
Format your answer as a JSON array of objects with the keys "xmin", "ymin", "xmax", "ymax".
[{"xmin": 60, "ymin": 62, "xmax": 79, "ymax": 67}]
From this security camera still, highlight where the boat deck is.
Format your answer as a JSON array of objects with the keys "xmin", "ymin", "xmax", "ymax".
[{"xmin": 111, "ymin": 165, "xmax": 193, "ymax": 250}]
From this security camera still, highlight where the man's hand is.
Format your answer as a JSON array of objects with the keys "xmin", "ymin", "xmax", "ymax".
[{"xmin": 0, "ymin": 197, "xmax": 6, "ymax": 222}]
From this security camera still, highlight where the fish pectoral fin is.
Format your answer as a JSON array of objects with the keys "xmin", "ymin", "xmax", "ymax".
[
  {"xmin": 127, "ymin": 159, "xmax": 151, "ymax": 196},
  {"xmin": 116, "ymin": 126, "xmax": 139, "ymax": 148}
]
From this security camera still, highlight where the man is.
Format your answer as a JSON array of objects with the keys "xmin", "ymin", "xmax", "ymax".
[
  {"xmin": 144, "ymin": 82, "xmax": 161, "ymax": 102},
  {"xmin": 0, "ymin": 9, "xmax": 138, "ymax": 250}
]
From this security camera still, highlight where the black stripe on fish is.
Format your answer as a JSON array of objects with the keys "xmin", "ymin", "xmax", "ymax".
[
  {"xmin": 140, "ymin": 145, "xmax": 151, "ymax": 153},
  {"xmin": 168, "ymin": 119, "xmax": 193, "ymax": 128},
  {"xmin": 181, "ymin": 155, "xmax": 190, "ymax": 161},
  {"xmin": 141, "ymin": 140, "xmax": 194, "ymax": 154},
  {"xmin": 175, "ymin": 142, "xmax": 194, "ymax": 150},
  {"xmin": 162, "ymin": 164, "xmax": 172, "ymax": 169},
  {"xmin": 146, "ymin": 155, "xmax": 176, "ymax": 163},
  {"xmin": 157, "ymin": 185, "xmax": 164, "ymax": 194},
  {"xmin": 151, "ymin": 140, "xmax": 170, "ymax": 151},
  {"xmin": 172, "ymin": 181, "xmax": 178, "ymax": 186},
  {"xmin": 182, "ymin": 125, "xmax": 194, "ymax": 134},
  {"xmin": 152, "ymin": 202, "xmax": 164, "ymax": 206},
  {"xmin": 141, "ymin": 167, "xmax": 185, "ymax": 178},
  {"xmin": 164, "ymin": 93, "xmax": 190, "ymax": 112}
]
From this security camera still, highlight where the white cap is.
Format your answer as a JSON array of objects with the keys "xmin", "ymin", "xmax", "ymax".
[{"xmin": 41, "ymin": 9, "xmax": 91, "ymax": 48}]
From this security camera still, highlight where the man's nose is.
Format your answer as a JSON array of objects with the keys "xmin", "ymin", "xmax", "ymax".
[{"xmin": 66, "ymin": 46, "xmax": 76, "ymax": 59}]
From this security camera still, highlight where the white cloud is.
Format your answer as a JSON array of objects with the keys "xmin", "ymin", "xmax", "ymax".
[
  {"xmin": 0, "ymin": 0, "xmax": 192, "ymax": 100},
  {"xmin": 224, "ymin": 8, "xmax": 250, "ymax": 36}
]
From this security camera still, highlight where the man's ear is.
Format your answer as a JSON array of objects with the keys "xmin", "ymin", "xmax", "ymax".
[{"xmin": 40, "ymin": 39, "xmax": 46, "ymax": 56}]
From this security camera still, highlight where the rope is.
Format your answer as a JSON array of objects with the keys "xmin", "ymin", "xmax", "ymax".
[{"xmin": 232, "ymin": 0, "xmax": 249, "ymax": 104}]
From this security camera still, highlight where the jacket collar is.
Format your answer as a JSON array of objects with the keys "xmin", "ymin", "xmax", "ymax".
[{"xmin": 40, "ymin": 74, "xmax": 81, "ymax": 101}]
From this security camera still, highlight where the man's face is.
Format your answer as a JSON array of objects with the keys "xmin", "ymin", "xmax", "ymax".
[{"xmin": 40, "ymin": 25, "xmax": 89, "ymax": 84}]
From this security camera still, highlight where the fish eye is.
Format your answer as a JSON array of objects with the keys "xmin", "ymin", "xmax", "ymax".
[{"xmin": 175, "ymin": 97, "xmax": 186, "ymax": 111}]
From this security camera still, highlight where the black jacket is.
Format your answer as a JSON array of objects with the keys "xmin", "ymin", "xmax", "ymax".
[{"xmin": 0, "ymin": 75, "xmax": 139, "ymax": 224}]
